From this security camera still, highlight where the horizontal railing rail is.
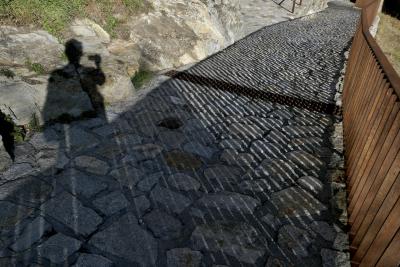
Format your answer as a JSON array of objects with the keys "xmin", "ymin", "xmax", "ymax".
[{"xmin": 343, "ymin": 0, "xmax": 400, "ymax": 266}]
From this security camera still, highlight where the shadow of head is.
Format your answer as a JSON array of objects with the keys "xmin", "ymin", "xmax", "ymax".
[{"xmin": 65, "ymin": 39, "xmax": 83, "ymax": 65}]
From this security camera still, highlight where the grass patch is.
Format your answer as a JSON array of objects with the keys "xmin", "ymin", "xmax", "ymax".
[
  {"xmin": 25, "ymin": 60, "xmax": 46, "ymax": 74},
  {"xmin": 131, "ymin": 68, "xmax": 153, "ymax": 89},
  {"xmin": 0, "ymin": 0, "xmax": 150, "ymax": 38},
  {"xmin": 376, "ymin": 13, "xmax": 400, "ymax": 75},
  {"xmin": 0, "ymin": 68, "xmax": 15, "ymax": 79}
]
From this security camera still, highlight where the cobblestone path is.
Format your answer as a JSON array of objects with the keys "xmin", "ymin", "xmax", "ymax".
[{"xmin": 0, "ymin": 3, "xmax": 359, "ymax": 267}]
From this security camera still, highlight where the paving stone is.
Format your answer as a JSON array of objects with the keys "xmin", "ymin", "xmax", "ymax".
[
  {"xmin": 310, "ymin": 221, "xmax": 336, "ymax": 242},
  {"xmin": 250, "ymin": 140, "xmax": 288, "ymax": 161},
  {"xmin": 261, "ymin": 213, "xmax": 280, "ymax": 231},
  {"xmin": 89, "ymin": 212, "xmax": 157, "ymax": 265},
  {"xmin": 265, "ymin": 257, "xmax": 293, "ymax": 267},
  {"xmin": 203, "ymin": 165, "xmax": 242, "ymax": 183},
  {"xmin": 110, "ymin": 165, "xmax": 145, "ymax": 189},
  {"xmin": 196, "ymin": 192, "xmax": 260, "ymax": 215},
  {"xmin": 137, "ymin": 172, "xmax": 163, "ymax": 192},
  {"xmin": 144, "ymin": 210, "xmax": 183, "ymax": 240},
  {"xmin": 73, "ymin": 156, "xmax": 109, "ymax": 175},
  {"xmin": 93, "ymin": 191, "xmax": 128, "ymax": 216},
  {"xmin": 1, "ymin": 163, "xmax": 38, "ymax": 182},
  {"xmin": 68, "ymin": 126, "xmax": 99, "ymax": 152},
  {"xmin": 37, "ymin": 233, "xmax": 82, "ymax": 264},
  {"xmin": 40, "ymin": 192, "xmax": 102, "ymax": 236},
  {"xmin": 92, "ymin": 124, "xmax": 116, "ymax": 137},
  {"xmin": 0, "ymin": 201, "xmax": 33, "ymax": 231},
  {"xmin": 190, "ymin": 221, "xmax": 267, "ymax": 265},
  {"xmin": 278, "ymin": 225, "xmax": 313, "ymax": 258},
  {"xmin": 298, "ymin": 176, "xmax": 324, "ymax": 195},
  {"xmin": 238, "ymin": 179, "xmax": 273, "ymax": 196},
  {"xmin": 10, "ymin": 216, "xmax": 52, "ymax": 252},
  {"xmin": 167, "ymin": 248, "xmax": 203, "ymax": 267},
  {"xmin": 288, "ymin": 151, "xmax": 324, "ymax": 171},
  {"xmin": 218, "ymin": 139, "xmax": 247, "ymax": 151},
  {"xmin": 29, "ymin": 132, "xmax": 59, "ymax": 150},
  {"xmin": 164, "ymin": 151, "xmax": 203, "ymax": 171},
  {"xmin": 73, "ymin": 253, "xmax": 113, "ymax": 267},
  {"xmin": 132, "ymin": 195, "xmax": 151, "ymax": 217},
  {"xmin": 266, "ymin": 186, "xmax": 327, "ymax": 219},
  {"xmin": 158, "ymin": 131, "xmax": 186, "ymax": 149},
  {"xmin": 150, "ymin": 186, "xmax": 192, "ymax": 214},
  {"xmin": 268, "ymin": 109, "xmax": 293, "ymax": 120},
  {"xmin": 221, "ymin": 149, "xmax": 257, "ymax": 169},
  {"xmin": 257, "ymin": 159, "xmax": 301, "ymax": 180},
  {"xmin": 54, "ymin": 169, "xmax": 108, "ymax": 198},
  {"xmin": 320, "ymin": 249, "xmax": 350, "ymax": 267},
  {"xmin": 131, "ymin": 144, "xmax": 163, "ymax": 161},
  {"xmin": 0, "ymin": 177, "xmax": 52, "ymax": 205},
  {"xmin": 183, "ymin": 142, "xmax": 216, "ymax": 159},
  {"xmin": 228, "ymin": 122, "xmax": 265, "ymax": 139},
  {"xmin": 167, "ymin": 173, "xmax": 201, "ymax": 191}
]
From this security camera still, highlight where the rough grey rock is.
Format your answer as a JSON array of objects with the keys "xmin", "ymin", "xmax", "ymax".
[
  {"xmin": 158, "ymin": 131, "xmax": 186, "ymax": 149},
  {"xmin": 196, "ymin": 192, "xmax": 260, "ymax": 215},
  {"xmin": 265, "ymin": 257, "xmax": 294, "ymax": 267},
  {"xmin": 37, "ymin": 233, "xmax": 82, "ymax": 264},
  {"xmin": 73, "ymin": 253, "xmax": 113, "ymax": 267},
  {"xmin": 321, "ymin": 249, "xmax": 350, "ymax": 267},
  {"xmin": 73, "ymin": 156, "xmax": 109, "ymax": 175},
  {"xmin": 218, "ymin": 139, "xmax": 247, "ymax": 151},
  {"xmin": 68, "ymin": 127, "xmax": 99, "ymax": 152},
  {"xmin": 167, "ymin": 248, "xmax": 203, "ymax": 267},
  {"xmin": 93, "ymin": 191, "xmax": 128, "ymax": 216},
  {"xmin": 190, "ymin": 221, "xmax": 267, "ymax": 265},
  {"xmin": 144, "ymin": 210, "xmax": 183, "ymax": 240},
  {"xmin": 150, "ymin": 186, "xmax": 192, "ymax": 214},
  {"xmin": 298, "ymin": 176, "xmax": 324, "ymax": 195},
  {"xmin": 167, "ymin": 173, "xmax": 201, "ymax": 191},
  {"xmin": 267, "ymin": 186, "xmax": 327, "ymax": 219},
  {"xmin": 333, "ymin": 232, "xmax": 349, "ymax": 251},
  {"xmin": 40, "ymin": 192, "xmax": 102, "ymax": 236},
  {"xmin": 10, "ymin": 216, "xmax": 52, "ymax": 252},
  {"xmin": 89, "ymin": 212, "xmax": 158, "ymax": 265},
  {"xmin": 278, "ymin": 225, "xmax": 313, "ymax": 258}
]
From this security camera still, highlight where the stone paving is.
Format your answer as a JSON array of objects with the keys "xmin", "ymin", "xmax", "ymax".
[{"xmin": 0, "ymin": 3, "xmax": 359, "ymax": 267}]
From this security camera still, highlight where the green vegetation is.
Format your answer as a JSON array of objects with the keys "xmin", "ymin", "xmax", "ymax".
[
  {"xmin": 376, "ymin": 13, "xmax": 400, "ymax": 75},
  {"xmin": 0, "ymin": 68, "xmax": 15, "ymax": 79},
  {"xmin": 28, "ymin": 114, "xmax": 42, "ymax": 132},
  {"xmin": 0, "ymin": 112, "xmax": 25, "ymax": 143},
  {"xmin": 25, "ymin": 60, "xmax": 46, "ymax": 74},
  {"xmin": 131, "ymin": 68, "xmax": 153, "ymax": 89},
  {"xmin": 0, "ymin": 0, "xmax": 150, "ymax": 38}
]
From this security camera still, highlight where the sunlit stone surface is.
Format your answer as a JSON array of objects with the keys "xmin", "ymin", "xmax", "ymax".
[{"xmin": 0, "ymin": 2, "xmax": 358, "ymax": 265}]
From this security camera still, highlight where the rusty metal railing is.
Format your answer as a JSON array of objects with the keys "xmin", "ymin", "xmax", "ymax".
[{"xmin": 342, "ymin": 0, "xmax": 400, "ymax": 266}]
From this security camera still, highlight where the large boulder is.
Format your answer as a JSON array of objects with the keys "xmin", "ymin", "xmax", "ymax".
[
  {"xmin": 0, "ymin": 27, "xmax": 63, "ymax": 71},
  {"xmin": 126, "ymin": 0, "xmax": 241, "ymax": 70}
]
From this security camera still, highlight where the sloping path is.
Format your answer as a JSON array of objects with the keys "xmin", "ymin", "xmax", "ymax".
[{"xmin": 0, "ymin": 3, "xmax": 359, "ymax": 267}]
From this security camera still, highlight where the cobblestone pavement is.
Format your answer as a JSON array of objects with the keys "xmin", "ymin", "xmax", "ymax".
[{"xmin": 0, "ymin": 3, "xmax": 359, "ymax": 267}]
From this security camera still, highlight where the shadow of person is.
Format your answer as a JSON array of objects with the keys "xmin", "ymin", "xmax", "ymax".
[{"xmin": 43, "ymin": 39, "xmax": 106, "ymax": 125}]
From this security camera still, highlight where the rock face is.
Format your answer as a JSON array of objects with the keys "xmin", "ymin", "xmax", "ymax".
[{"xmin": 128, "ymin": 0, "xmax": 241, "ymax": 70}]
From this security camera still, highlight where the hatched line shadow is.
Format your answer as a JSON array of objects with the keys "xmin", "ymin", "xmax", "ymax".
[{"xmin": 164, "ymin": 70, "xmax": 342, "ymax": 116}]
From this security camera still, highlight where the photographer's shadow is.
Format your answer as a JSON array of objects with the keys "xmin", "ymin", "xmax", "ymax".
[{"xmin": 43, "ymin": 39, "xmax": 106, "ymax": 125}]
